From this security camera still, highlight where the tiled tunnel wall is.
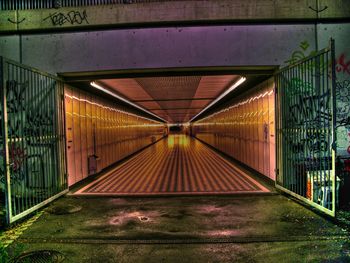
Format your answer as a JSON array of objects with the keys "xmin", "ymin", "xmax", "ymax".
[
  {"xmin": 64, "ymin": 85, "xmax": 167, "ymax": 186},
  {"xmin": 192, "ymin": 78, "xmax": 275, "ymax": 181}
]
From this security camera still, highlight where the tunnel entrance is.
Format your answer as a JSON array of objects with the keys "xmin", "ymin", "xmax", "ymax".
[
  {"xmin": 63, "ymin": 69, "xmax": 276, "ymax": 198},
  {"xmin": 62, "ymin": 43, "xmax": 340, "ymax": 218},
  {"xmin": 0, "ymin": 45, "xmax": 341, "ymax": 225}
]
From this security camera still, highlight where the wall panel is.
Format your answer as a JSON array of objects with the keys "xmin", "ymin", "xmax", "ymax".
[
  {"xmin": 80, "ymin": 92, "xmax": 88, "ymax": 180},
  {"xmin": 192, "ymin": 78, "xmax": 276, "ymax": 181},
  {"xmin": 72, "ymin": 88, "xmax": 82, "ymax": 183},
  {"xmin": 65, "ymin": 85, "xmax": 166, "ymax": 186},
  {"xmin": 65, "ymin": 87, "xmax": 75, "ymax": 186}
]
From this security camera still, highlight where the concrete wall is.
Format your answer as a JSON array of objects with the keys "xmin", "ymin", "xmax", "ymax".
[
  {"xmin": 0, "ymin": 24, "xmax": 317, "ymax": 74},
  {"xmin": 0, "ymin": 0, "xmax": 349, "ymax": 33}
]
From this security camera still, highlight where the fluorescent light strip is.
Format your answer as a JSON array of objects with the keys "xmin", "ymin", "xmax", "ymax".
[
  {"xmin": 189, "ymin": 76, "xmax": 246, "ymax": 122},
  {"xmin": 194, "ymin": 88, "xmax": 273, "ymax": 124},
  {"xmin": 90, "ymin": 81, "xmax": 167, "ymax": 123}
]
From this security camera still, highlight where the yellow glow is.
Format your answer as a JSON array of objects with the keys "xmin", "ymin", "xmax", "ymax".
[
  {"xmin": 168, "ymin": 135, "xmax": 175, "ymax": 148},
  {"xmin": 178, "ymin": 135, "xmax": 190, "ymax": 147},
  {"xmin": 167, "ymin": 134, "xmax": 190, "ymax": 148}
]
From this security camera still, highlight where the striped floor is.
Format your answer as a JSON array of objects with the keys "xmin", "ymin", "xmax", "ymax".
[{"xmin": 74, "ymin": 135, "xmax": 269, "ymax": 196}]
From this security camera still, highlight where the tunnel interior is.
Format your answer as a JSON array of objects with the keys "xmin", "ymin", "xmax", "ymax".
[{"xmin": 62, "ymin": 68, "xmax": 276, "ymax": 194}]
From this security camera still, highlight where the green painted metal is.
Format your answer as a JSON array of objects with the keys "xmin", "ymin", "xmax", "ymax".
[
  {"xmin": 275, "ymin": 40, "xmax": 337, "ymax": 216},
  {"xmin": 0, "ymin": 57, "xmax": 67, "ymax": 224}
]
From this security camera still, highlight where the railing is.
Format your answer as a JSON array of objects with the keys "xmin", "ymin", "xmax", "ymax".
[
  {"xmin": 275, "ymin": 40, "xmax": 337, "ymax": 216},
  {"xmin": 0, "ymin": 0, "xmax": 188, "ymax": 10},
  {"xmin": 0, "ymin": 57, "xmax": 68, "ymax": 224}
]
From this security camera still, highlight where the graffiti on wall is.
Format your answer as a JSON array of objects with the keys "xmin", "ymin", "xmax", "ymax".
[
  {"xmin": 283, "ymin": 40, "xmax": 350, "ymax": 158},
  {"xmin": 286, "ymin": 109, "xmax": 331, "ymax": 157},
  {"xmin": 336, "ymin": 80, "xmax": 350, "ymax": 128},
  {"xmin": 7, "ymin": 17, "xmax": 26, "ymax": 25},
  {"xmin": 0, "ymin": 79, "xmax": 55, "ymax": 185},
  {"xmin": 284, "ymin": 40, "xmax": 331, "ymax": 76},
  {"xmin": 0, "ymin": 145, "xmax": 27, "ymax": 184},
  {"xmin": 25, "ymin": 110, "xmax": 54, "ymax": 144},
  {"xmin": 336, "ymin": 54, "xmax": 350, "ymax": 75},
  {"xmin": 284, "ymin": 41, "xmax": 314, "ymax": 65},
  {"xmin": 336, "ymin": 79, "xmax": 350, "ymax": 155},
  {"xmin": 6, "ymin": 9, "xmax": 90, "ymax": 27},
  {"xmin": 6, "ymin": 80, "xmax": 26, "ymax": 114},
  {"xmin": 283, "ymin": 47, "xmax": 331, "ymax": 157},
  {"xmin": 43, "ymin": 10, "xmax": 89, "ymax": 26}
]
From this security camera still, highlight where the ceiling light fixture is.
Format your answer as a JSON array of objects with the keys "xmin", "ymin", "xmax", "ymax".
[
  {"xmin": 90, "ymin": 81, "xmax": 167, "ymax": 123},
  {"xmin": 189, "ymin": 76, "xmax": 246, "ymax": 123}
]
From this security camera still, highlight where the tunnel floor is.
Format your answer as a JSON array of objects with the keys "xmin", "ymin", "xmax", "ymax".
[{"xmin": 74, "ymin": 135, "xmax": 269, "ymax": 196}]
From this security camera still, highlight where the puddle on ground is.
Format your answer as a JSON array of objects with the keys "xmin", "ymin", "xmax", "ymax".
[
  {"xmin": 109, "ymin": 211, "xmax": 160, "ymax": 226},
  {"xmin": 195, "ymin": 205, "xmax": 224, "ymax": 214},
  {"xmin": 205, "ymin": 229, "xmax": 242, "ymax": 237},
  {"xmin": 160, "ymin": 209, "xmax": 193, "ymax": 220},
  {"xmin": 47, "ymin": 204, "xmax": 82, "ymax": 215},
  {"xmin": 107, "ymin": 199, "xmax": 129, "ymax": 205}
]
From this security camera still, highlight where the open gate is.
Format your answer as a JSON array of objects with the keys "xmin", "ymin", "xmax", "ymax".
[
  {"xmin": 0, "ymin": 57, "xmax": 68, "ymax": 224},
  {"xmin": 275, "ymin": 40, "xmax": 337, "ymax": 216}
]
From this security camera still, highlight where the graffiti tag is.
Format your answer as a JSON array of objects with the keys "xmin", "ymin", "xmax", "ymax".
[
  {"xmin": 6, "ymin": 80, "xmax": 26, "ymax": 113},
  {"xmin": 336, "ymin": 80, "xmax": 350, "ymax": 103},
  {"xmin": 25, "ymin": 110, "xmax": 55, "ymax": 146},
  {"xmin": 0, "ymin": 145, "xmax": 27, "ymax": 184},
  {"xmin": 336, "ymin": 54, "xmax": 350, "ymax": 75},
  {"xmin": 284, "ymin": 41, "xmax": 314, "ymax": 65},
  {"xmin": 43, "ymin": 10, "xmax": 89, "ymax": 26},
  {"xmin": 336, "ymin": 80, "xmax": 350, "ymax": 128},
  {"xmin": 7, "ymin": 17, "xmax": 26, "ymax": 24}
]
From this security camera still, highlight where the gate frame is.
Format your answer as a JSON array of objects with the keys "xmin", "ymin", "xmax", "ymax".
[
  {"xmin": 274, "ymin": 39, "xmax": 337, "ymax": 217},
  {"xmin": 0, "ymin": 56, "xmax": 69, "ymax": 225}
]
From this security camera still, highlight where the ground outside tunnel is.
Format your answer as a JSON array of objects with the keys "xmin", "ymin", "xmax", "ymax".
[{"xmin": 3, "ymin": 195, "xmax": 350, "ymax": 263}]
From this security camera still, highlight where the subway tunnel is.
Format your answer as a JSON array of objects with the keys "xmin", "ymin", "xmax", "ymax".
[{"xmin": 62, "ymin": 71, "xmax": 276, "ymax": 196}]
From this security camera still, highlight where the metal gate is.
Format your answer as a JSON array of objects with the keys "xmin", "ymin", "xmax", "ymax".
[
  {"xmin": 275, "ymin": 40, "xmax": 337, "ymax": 216},
  {"xmin": 0, "ymin": 57, "xmax": 68, "ymax": 224}
]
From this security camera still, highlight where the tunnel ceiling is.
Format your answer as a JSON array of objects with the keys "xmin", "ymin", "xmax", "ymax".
[{"xmin": 97, "ymin": 75, "xmax": 240, "ymax": 123}]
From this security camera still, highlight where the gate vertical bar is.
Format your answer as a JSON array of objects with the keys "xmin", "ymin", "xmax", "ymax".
[
  {"xmin": 274, "ymin": 74, "xmax": 280, "ymax": 185},
  {"xmin": 61, "ymin": 82, "xmax": 68, "ymax": 189},
  {"xmin": 0, "ymin": 57, "xmax": 12, "ymax": 224},
  {"xmin": 330, "ymin": 38, "xmax": 337, "ymax": 215}
]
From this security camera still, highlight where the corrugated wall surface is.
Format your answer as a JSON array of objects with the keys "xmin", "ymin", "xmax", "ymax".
[
  {"xmin": 64, "ymin": 85, "xmax": 166, "ymax": 186},
  {"xmin": 192, "ymin": 78, "xmax": 275, "ymax": 181},
  {"xmin": 0, "ymin": 0, "xmax": 188, "ymax": 10}
]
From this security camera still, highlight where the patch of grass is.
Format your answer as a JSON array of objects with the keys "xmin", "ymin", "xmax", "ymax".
[
  {"xmin": 0, "ymin": 242, "xmax": 24, "ymax": 263},
  {"xmin": 337, "ymin": 209, "xmax": 350, "ymax": 229},
  {"xmin": 0, "ymin": 242, "xmax": 9, "ymax": 263}
]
